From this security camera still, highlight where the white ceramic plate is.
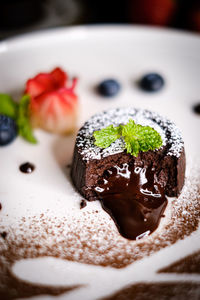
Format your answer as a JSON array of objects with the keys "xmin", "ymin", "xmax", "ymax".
[{"xmin": 0, "ymin": 26, "xmax": 200, "ymax": 300}]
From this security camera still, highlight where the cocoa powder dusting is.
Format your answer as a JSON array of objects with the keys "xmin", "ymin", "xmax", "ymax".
[
  {"xmin": 159, "ymin": 251, "xmax": 200, "ymax": 274},
  {"xmin": 0, "ymin": 268, "xmax": 78, "ymax": 300},
  {"xmin": 0, "ymin": 164, "xmax": 199, "ymax": 298},
  {"xmin": 102, "ymin": 282, "xmax": 200, "ymax": 300}
]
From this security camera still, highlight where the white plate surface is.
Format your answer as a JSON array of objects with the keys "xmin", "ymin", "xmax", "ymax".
[{"xmin": 0, "ymin": 26, "xmax": 200, "ymax": 300}]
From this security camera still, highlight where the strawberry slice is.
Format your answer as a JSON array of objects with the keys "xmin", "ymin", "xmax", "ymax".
[
  {"xmin": 26, "ymin": 76, "xmax": 51, "ymax": 99},
  {"xmin": 30, "ymin": 88, "xmax": 78, "ymax": 134},
  {"xmin": 25, "ymin": 67, "xmax": 67, "ymax": 98},
  {"xmin": 26, "ymin": 68, "xmax": 78, "ymax": 134},
  {"xmin": 50, "ymin": 67, "xmax": 67, "ymax": 88}
]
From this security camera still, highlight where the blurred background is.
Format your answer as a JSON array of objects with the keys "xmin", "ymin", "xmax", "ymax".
[{"xmin": 0, "ymin": 0, "xmax": 200, "ymax": 40}]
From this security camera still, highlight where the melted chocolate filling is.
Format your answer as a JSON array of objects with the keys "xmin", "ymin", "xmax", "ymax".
[
  {"xmin": 94, "ymin": 163, "xmax": 167, "ymax": 240},
  {"xmin": 19, "ymin": 162, "xmax": 35, "ymax": 174}
]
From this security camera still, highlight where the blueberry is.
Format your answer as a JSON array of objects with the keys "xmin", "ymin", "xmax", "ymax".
[
  {"xmin": 0, "ymin": 115, "xmax": 17, "ymax": 146},
  {"xmin": 98, "ymin": 79, "xmax": 121, "ymax": 97},
  {"xmin": 140, "ymin": 73, "xmax": 165, "ymax": 92},
  {"xmin": 193, "ymin": 103, "xmax": 200, "ymax": 115}
]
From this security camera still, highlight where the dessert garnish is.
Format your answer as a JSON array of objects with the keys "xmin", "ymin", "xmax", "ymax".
[
  {"xmin": 193, "ymin": 103, "xmax": 200, "ymax": 114},
  {"xmin": 0, "ymin": 93, "xmax": 37, "ymax": 144},
  {"xmin": 94, "ymin": 119, "xmax": 163, "ymax": 157},
  {"xmin": 0, "ymin": 67, "xmax": 78, "ymax": 146},
  {"xmin": 26, "ymin": 67, "xmax": 78, "ymax": 134},
  {"xmin": 0, "ymin": 114, "xmax": 17, "ymax": 146},
  {"xmin": 139, "ymin": 73, "xmax": 165, "ymax": 92},
  {"xmin": 19, "ymin": 162, "xmax": 35, "ymax": 174},
  {"xmin": 17, "ymin": 94, "xmax": 37, "ymax": 143},
  {"xmin": 97, "ymin": 79, "xmax": 121, "ymax": 97},
  {"xmin": 0, "ymin": 93, "xmax": 18, "ymax": 119}
]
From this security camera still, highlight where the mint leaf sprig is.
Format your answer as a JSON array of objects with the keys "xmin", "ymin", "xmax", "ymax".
[
  {"xmin": 0, "ymin": 93, "xmax": 18, "ymax": 119},
  {"xmin": 93, "ymin": 124, "xmax": 121, "ymax": 148},
  {"xmin": 0, "ymin": 93, "xmax": 37, "ymax": 144},
  {"xmin": 94, "ymin": 119, "xmax": 163, "ymax": 157},
  {"xmin": 17, "ymin": 94, "xmax": 37, "ymax": 144}
]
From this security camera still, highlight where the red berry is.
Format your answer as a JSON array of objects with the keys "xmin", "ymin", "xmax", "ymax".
[
  {"xmin": 25, "ymin": 67, "xmax": 67, "ymax": 98},
  {"xmin": 26, "ymin": 68, "xmax": 78, "ymax": 134},
  {"xmin": 50, "ymin": 67, "xmax": 67, "ymax": 88}
]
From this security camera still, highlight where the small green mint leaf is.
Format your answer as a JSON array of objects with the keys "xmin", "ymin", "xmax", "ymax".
[
  {"xmin": 124, "ymin": 135, "xmax": 140, "ymax": 157},
  {"xmin": 93, "ymin": 118, "xmax": 163, "ymax": 157},
  {"xmin": 121, "ymin": 119, "xmax": 136, "ymax": 137},
  {"xmin": 0, "ymin": 93, "xmax": 18, "ymax": 119},
  {"xmin": 133, "ymin": 124, "xmax": 163, "ymax": 151},
  {"xmin": 122, "ymin": 120, "xmax": 162, "ymax": 156},
  {"xmin": 17, "ymin": 94, "xmax": 37, "ymax": 144},
  {"xmin": 94, "ymin": 125, "xmax": 121, "ymax": 148}
]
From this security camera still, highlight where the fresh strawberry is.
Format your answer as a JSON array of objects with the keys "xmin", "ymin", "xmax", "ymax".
[
  {"xmin": 30, "ymin": 88, "xmax": 78, "ymax": 134},
  {"xmin": 129, "ymin": 0, "xmax": 176, "ymax": 26},
  {"xmin": 26, "ymin": 68, "xmax": 78, "ymax": 134},
  {"xmin": 25, "ymin": 67, "xmax": 67, "ymax": 98},
  {"xmin": 26, "ymin": 76, "xmax": 51, "ymax": 99},
  {"xmin": 50, "ymin": 67, "xmax": 67, "ymax": 88}
]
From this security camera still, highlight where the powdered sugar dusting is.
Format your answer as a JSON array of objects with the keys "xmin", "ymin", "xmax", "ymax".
[
  {"xmin": 76, "ymin": 108, "xmax": 184, "ymax": 161},
  {"xmin": 0, "ymin": 149, "xmax": 199, "ymax": 299},
  {"xmin": 0, "ymin": 160, "xmax": 199, "ymax": 271}
]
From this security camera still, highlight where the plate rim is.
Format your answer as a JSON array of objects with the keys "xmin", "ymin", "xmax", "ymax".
[{"xmin": 1, "ymin": 24, "xmax": 200, "ymax": 48}]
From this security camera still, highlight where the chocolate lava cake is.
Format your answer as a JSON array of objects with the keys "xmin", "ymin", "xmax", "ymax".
[{"xmin": 71, "ymin": 107, "xmax": 186, "ymax": 239}]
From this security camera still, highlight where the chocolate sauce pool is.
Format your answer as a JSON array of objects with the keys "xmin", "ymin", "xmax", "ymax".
[
  {"xmin": 19, "ymin": 162, "xmax": 35, "ymax": 174},
  {"xmin": 95, "ymin": 163, "xmax": 167, "ymax": 240}
]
